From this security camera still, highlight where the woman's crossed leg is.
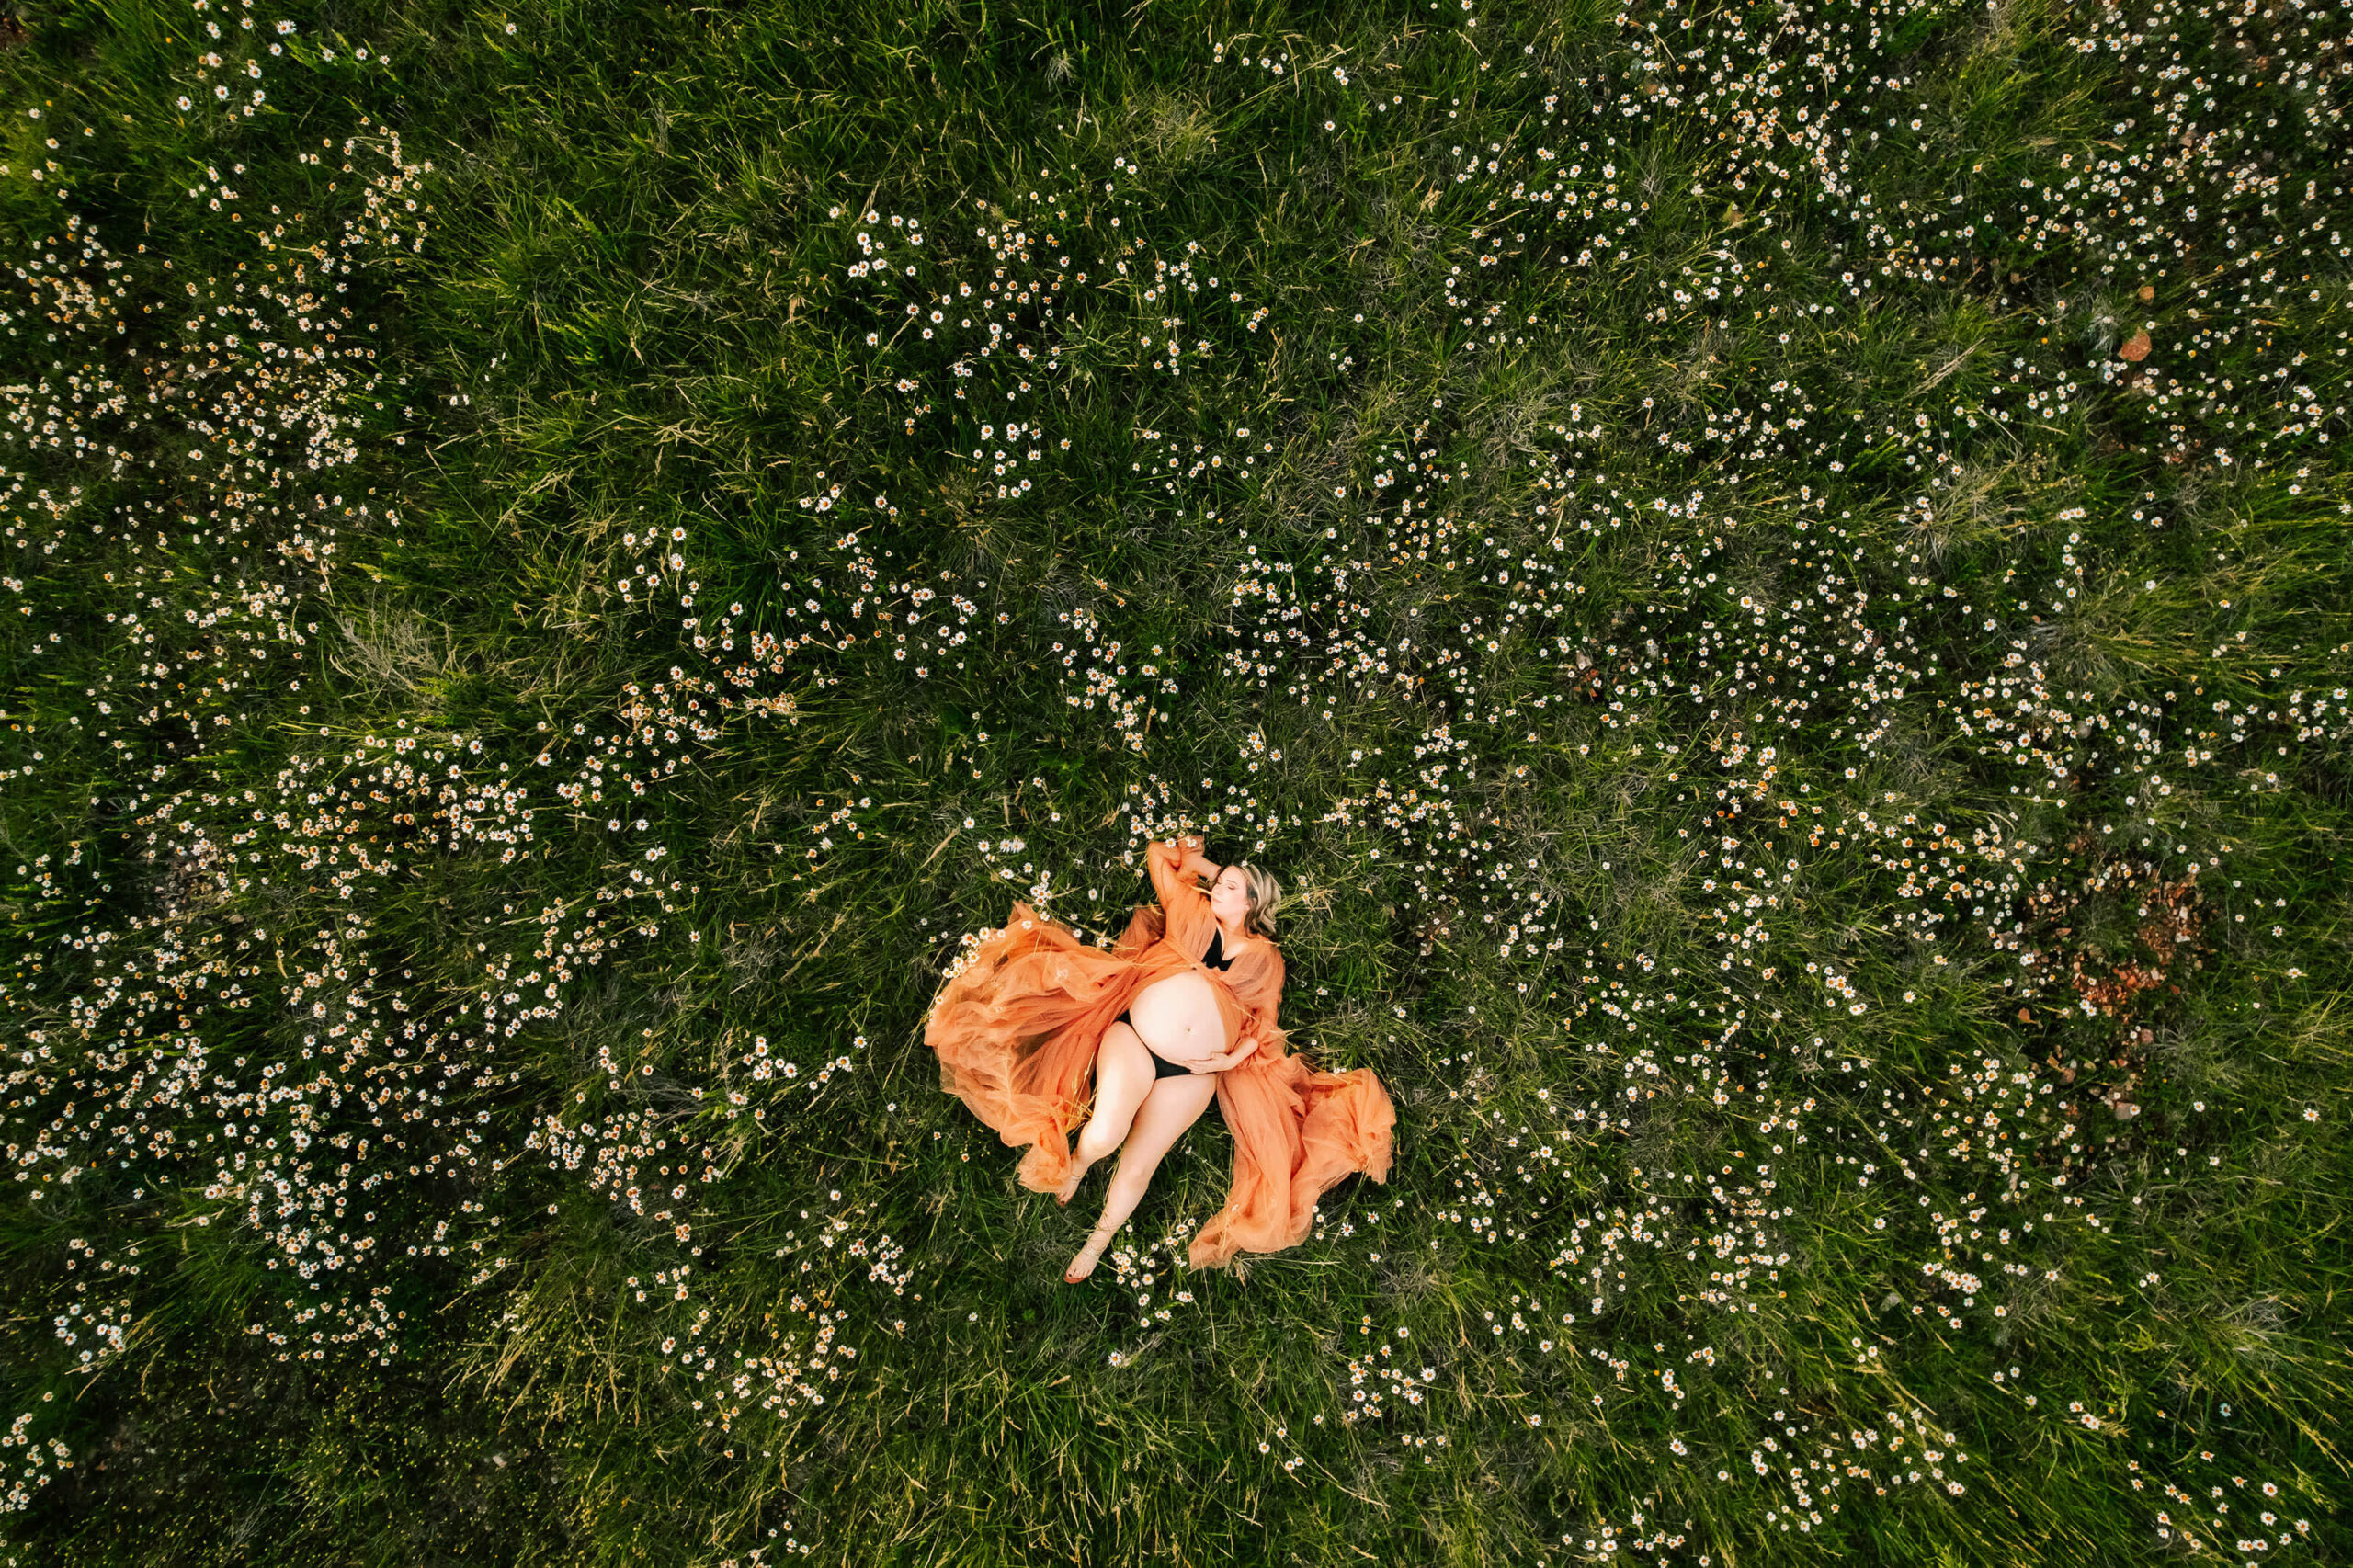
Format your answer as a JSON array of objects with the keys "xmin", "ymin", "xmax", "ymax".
[
  {"xmin": 1063, "ymin": 1055, "xmax": 1219, "ymax": 1282},
  {"xmin": 1056, "ymin": 1019, "xmax": 1158, "ymax": 1204}
]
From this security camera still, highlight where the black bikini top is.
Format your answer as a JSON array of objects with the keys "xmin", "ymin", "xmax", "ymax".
[{"xmin": 1202, "ymin": 927, "xmax": 1237, "ymax": 971}]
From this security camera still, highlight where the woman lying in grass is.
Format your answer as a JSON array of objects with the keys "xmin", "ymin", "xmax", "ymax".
[{"xmin": 924, "ymin": 835, "xmax": 1396, "ymax": 1282}]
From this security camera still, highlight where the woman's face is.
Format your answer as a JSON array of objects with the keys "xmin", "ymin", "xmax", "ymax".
[{"xmin": 1209, "ymin": 865, "xmax": 1252, "ymax": 928}]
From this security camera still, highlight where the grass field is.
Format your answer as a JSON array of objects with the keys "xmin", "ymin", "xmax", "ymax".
[{"xmin": 1, "ymin": 0, "xmax": 2349, "ymax": 1562}]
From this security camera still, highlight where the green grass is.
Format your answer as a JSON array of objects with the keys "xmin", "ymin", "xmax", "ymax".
[{"xmin": 1, "ymin": 0, "xmax": 2349, "ymax": 1562}]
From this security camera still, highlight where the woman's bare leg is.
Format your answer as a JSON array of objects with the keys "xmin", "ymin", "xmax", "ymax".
[
  {"xmin": 1056, "ymin": 1020, "xmax": 1155, "ymax": 1203},
  {"xmin": 1064, "ymin": 1071, "xmax": 1220, "ymax": 1280}
]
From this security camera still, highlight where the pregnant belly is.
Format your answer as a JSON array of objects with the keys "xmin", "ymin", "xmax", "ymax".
[{"xmin": 1127, "ymin": 970, "xmax": 1227, "ymax": 1069}]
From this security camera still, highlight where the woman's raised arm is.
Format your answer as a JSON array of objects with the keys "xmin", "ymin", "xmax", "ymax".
[
  {"xmin": 1145, "ymin": 837, "xmax": 1210, "ymax": 918},
  {"xmin": 1176, "ymin": 839, "xmax": 1222, "ymax": 884}
]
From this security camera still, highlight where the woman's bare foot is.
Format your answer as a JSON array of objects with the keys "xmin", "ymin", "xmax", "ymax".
[
  {"xmin": 1063, "ymin": 1222, "xmax": 1116, "ymax": 1283},
  {"xmin": 1053, "ymin": 1160, "xmax": 1090, "ymax": 1207}
]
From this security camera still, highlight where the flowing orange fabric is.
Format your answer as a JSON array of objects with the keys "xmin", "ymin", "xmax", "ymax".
[{"xmin": 922, "ymin": 839, "xmax": 1397, "ymax": 1269}]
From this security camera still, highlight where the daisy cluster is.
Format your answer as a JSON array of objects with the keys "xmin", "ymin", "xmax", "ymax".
[
  {"xmin": 0, "ymin": 145, "xmax": 420, "ymax": 790},
  {"xmin": 0, "ymin": 7, "xmax": 912, "ymax": 1526},
  {"xmin": 0, "ymin": 10, "xmax": 442, "ymax": 1515},
  {"xmin": 1081, "ymin": 1219, "xmax": 1218, "ymax": 1359},
  {"xmin": 1568, "ymin": 0, "xmax": 2349, "ymax": 474},
  {"xmin": 627, "ymin": 1236, "xmax": 871, "ymax": 1442}
]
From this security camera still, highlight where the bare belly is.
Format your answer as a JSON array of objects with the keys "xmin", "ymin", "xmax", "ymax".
[{"xmin": 1127, "ymin": 969, "xmax": 1227, "ymax": 1070}]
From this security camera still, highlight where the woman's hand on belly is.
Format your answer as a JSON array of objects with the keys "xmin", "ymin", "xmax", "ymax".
[
  {"xmin": 1164, "ymin": 1037, "xmax": 1227, "ymax": 1072},
  {"xmin": 1206, "ymin": 1035, "xmax": 1261, "ymax": 1073},
  {"xmin": 1177, "ymin": 1035, "xmax": 1258, "ymax": 1075}
]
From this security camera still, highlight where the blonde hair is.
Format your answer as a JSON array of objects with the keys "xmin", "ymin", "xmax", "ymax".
[{"xmin": 1233, "ymin": 860, "xmax": 1283, "ymax": 939}]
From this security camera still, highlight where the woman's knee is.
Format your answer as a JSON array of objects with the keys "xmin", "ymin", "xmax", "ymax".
[
  {"xmin": 1108, "ymin": 1078, "xmax": 1214, "ymax": 1187},
  {"xmin": 1074, "ymin": 1118, "xmax": 1125, "ymax": 1164}
]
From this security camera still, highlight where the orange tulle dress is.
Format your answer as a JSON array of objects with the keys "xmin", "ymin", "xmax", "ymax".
[{"xmin": 922, "ymin": 838, "xmax": 1397, "ymax": 1269}]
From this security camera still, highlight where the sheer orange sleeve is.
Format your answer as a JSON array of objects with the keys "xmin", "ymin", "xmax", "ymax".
[
  {"xmin": 1230, "ymin": 943, "xmax": 1292, "ymax": 1061},
  {"xmin": 1144, "ymin": 838, "xmax": 1208, "ymax": 925}
]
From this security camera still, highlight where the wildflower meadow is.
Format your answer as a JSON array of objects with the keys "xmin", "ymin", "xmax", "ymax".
[{"xmin": 1, "ymin": 0, "xmax": 2347, "ymax": 1562}]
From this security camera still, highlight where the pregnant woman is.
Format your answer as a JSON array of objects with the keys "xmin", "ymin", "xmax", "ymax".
[{"xmin": 923, "ymin": 835, "xmax": 1396, "ymax": 1283}]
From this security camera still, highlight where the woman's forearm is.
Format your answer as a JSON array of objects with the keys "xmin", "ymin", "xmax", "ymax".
[
  {"xmin": 1149, "ymin": 836, "xmax": 1216, "ymax": 890},
  {"xmin": 1199, "ymin": 1029, "xmax": 1264, "ymax": 1074}
]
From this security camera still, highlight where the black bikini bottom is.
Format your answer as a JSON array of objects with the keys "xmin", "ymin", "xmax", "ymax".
[{"xmin": 1116, "ymin": 1008, "xmax": 1193, "ymax": 1080}]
